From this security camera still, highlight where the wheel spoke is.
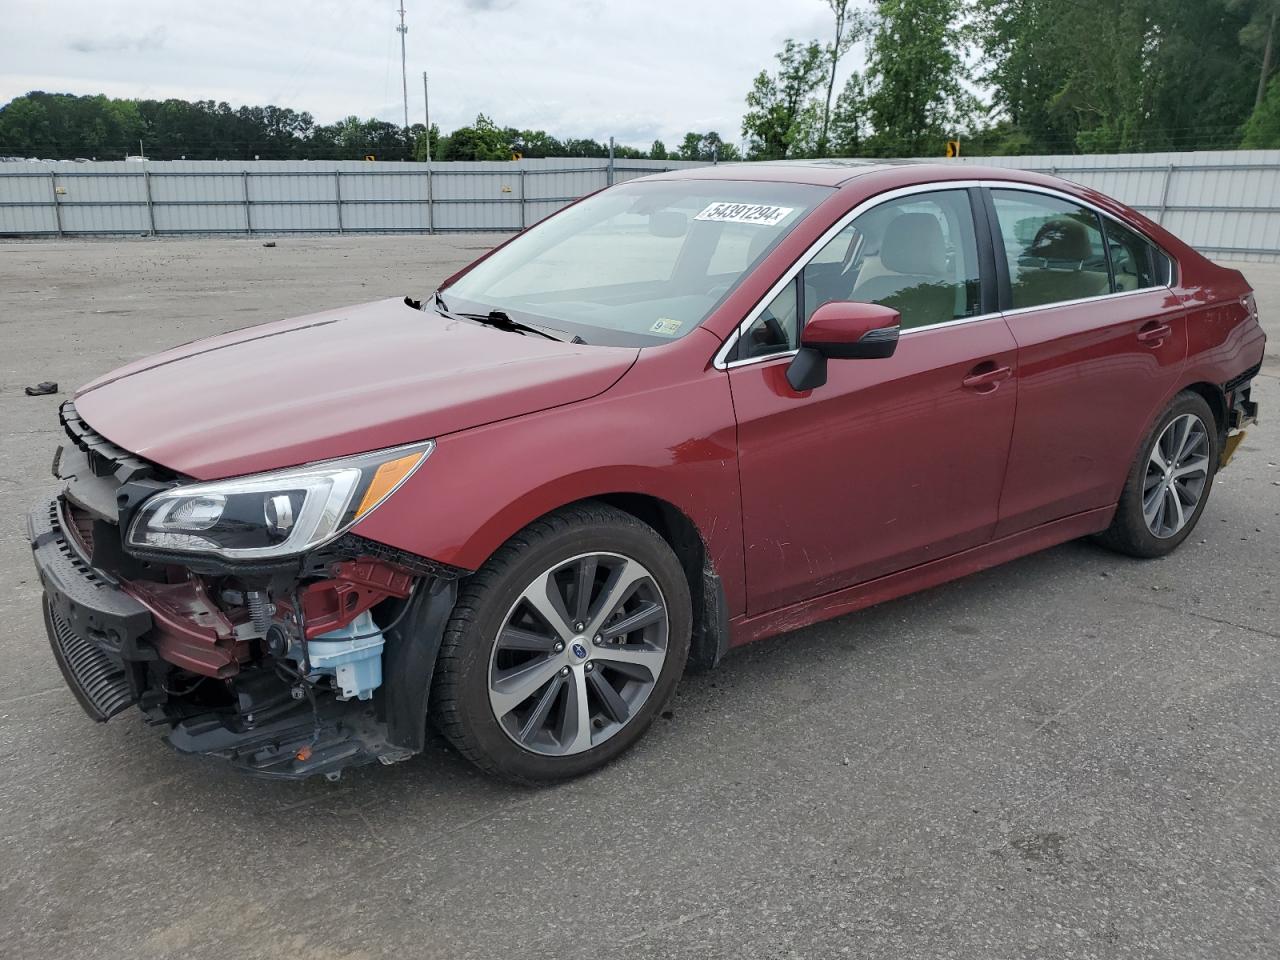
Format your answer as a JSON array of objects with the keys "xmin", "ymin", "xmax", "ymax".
[
  {"xmin": 517, "ymin": 673, "xmax": 565, "ymax": 743},
  {"xmin": 1170, "ymin": 416, "xmax": 1192, "ymax": 464},
  {"xmin": 497, "ymin": 625, "xmax": 558, "ymax": 653},
  {"xmin": 573, "ymin": 556, "xmax": 598, "ymax": 624},
  {"xmin": 595, "ymin": 643, "xmax": 666, "ymax": 681},
  {"xmin": 587, "ymin": 559, "xmax": 650, "ymax": 635},
  {"xmin": 1172, "ymin": 456, "xmax": 1209, "ymax": 480},
  {"xmin": 1143, "ymin": 483, "xmax": 1164, "ymax": 526},
  {"xmin": 1166, "ymin": 485, "xmax": 1186, "ymax": 532},
  {"xmin": 1174, "ymin": 417, "xmax": 1200, "ymax": 462},
  {"xmin": 599, "ymin": 600, "xmax": 664, "ymax": 639},
  {"xmin": 558, "ymin": 664, "xmax": 593, "ymax": 753},
  {"xmin": 490, "ymin": 655, "xmax": 563, "ymax": 718},
  {"xmin": 1149, "ymin": 444, "xmax": 1170, "ymax": 473},
  {"xmin": 520, "ymin": 569, "xmax": 575, "ymax": 642},
  {"xmin": 587, "ymin": 669, "xmax": 630, "ymax": 724}
]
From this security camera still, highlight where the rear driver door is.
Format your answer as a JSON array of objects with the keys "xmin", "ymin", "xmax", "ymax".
[{"xmin": 984, "ymin": 187, "xmax": 1188, "ymax": 537}]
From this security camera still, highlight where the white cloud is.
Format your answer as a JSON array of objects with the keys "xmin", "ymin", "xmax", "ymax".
[{"xmin": 0, "ymin": 0, "xmax": 870, "ymax": 149}]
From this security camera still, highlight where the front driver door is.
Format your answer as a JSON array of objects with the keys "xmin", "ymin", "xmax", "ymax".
[{"xmin": 727, "ymin": 186, "xmax": 1019, "ymax": 616}]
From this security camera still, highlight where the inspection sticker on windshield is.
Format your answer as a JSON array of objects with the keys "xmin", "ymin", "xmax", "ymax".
[
  {"xmin": 694, "ymin": 202, "xmax": 794, "ymax": 227},
  {"xmin": 650, "ymin": 318, "xmax": 683, "ymax": 336}
]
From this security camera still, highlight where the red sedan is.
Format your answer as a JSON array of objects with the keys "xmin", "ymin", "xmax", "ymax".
[{"xmin": 30, "ymin": 161, "xmax": 1264, "ymax": 782}]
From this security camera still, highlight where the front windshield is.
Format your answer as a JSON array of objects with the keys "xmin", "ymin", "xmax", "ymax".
[{"xmin": 442, "ymin": 179, "xmax": 830, "ymax": 346}]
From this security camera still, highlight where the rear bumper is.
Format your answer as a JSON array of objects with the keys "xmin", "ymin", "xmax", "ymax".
[
  {"xmin": 1220, "ymin": 370, "xmax": 1260, "ymax": 469},
  {"xmin": 28, "ymin": 498, "xmax": 152, "ymax": 720}
]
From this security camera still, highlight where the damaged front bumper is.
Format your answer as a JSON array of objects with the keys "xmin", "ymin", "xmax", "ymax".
[
  {"xmin": 28, "ymin": 402, "xmax": 466, "ymax": 781},
  {"xmin": 30, "ymin": 495, "xmax": 462, "ymax": 780}
]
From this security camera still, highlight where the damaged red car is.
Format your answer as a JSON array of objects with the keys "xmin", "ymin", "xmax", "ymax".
[{"xmin": 30, "ymin": 161, "xmax": 1264, "ymax": 782}]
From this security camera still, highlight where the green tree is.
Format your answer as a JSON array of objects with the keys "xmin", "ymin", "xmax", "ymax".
[
  {"xmin": 649, "ymin": 139, "xmax": 668, "ymax": 160},
  {"xmin": 817, "ymin": 0, "xmax": 869, "ymax": 155},
  {"xmin": 827, "ymin": 73, "xmax": 870, "ymax": 155},
  {"xmin": 741, "ymin": 39, "xmax": 827, "ymax": 159},
  {"xmin": 1242, "ymin": 72, "xmax": 1280, "ymax": 145},
  {"xmin": 976, "ymin": 0, "xmax": 1255, "ymax": 154},
  {"xmin": 1231, "ymin": 0, "xmax": 1280, "ymax": 109},
  {"xmin": 439, "ymin": 114, "xmax": 511, "ymax": 160},
  {"xmin": 676, "ymin": 131, "xmax": 704, "ymax": 160},
  {"xmin": 863, "ymin": 0, "xmax": 977, "ymax": 156}
]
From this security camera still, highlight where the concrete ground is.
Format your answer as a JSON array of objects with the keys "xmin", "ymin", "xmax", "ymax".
[{"xmin": 0, "ymin": 235, "xmax": 1276, "ymax": 960}]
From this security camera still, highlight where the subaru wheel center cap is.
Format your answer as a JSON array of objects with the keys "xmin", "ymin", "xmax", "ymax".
[{"xmin": 569, "ymin": 639, "xmax": 590, "ymax": 662}]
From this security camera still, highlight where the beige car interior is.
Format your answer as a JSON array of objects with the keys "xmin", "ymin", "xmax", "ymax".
[{"xmin": 1009, "ymin": 217, "xmax": 1111, "ymax": 308}]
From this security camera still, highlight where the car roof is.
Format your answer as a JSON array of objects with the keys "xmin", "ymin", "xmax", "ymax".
[{"xmin": 640, "ymin": 159, "xmax": 1072, "ymax": 192}]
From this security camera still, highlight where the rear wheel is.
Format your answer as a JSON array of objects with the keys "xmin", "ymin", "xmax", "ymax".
[
  {"xmin": 1097, "ymin": 391, "xmax": 1218, "ymax": 558},
  {"xmin": 430, "ymin": 502, "xmax": 691, "ymax": 783}
]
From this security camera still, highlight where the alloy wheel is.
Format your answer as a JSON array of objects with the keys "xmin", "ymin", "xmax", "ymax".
[
  {"xmin": 1143, "ymin": 413, "xmax": 1210, "ymax": 539},
  {"xmin": 487, "ymin": 552, "xmax": 669, "ymax": 756}
]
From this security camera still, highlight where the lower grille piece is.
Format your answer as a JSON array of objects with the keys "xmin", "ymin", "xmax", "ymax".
[{"xmin": 44, "ymin": 598, "xmax": 136, "ymax": 721}]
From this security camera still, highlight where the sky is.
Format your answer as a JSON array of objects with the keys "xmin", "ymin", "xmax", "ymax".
[{"xmin": 0, "ymin": 0, "xmax": 869, "ymax": 150}]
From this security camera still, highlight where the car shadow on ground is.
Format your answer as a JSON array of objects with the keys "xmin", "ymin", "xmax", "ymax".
[{"xmin": 185, "ymin": 535, "xmax": 1134, "ymax": 808}]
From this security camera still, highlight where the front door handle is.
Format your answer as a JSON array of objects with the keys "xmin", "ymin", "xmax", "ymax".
[
  {"xmin": 1137, "ymin": 322, "xmax": 1172, "ymax": 345},
  {"xmin": 962, "ymin": 363, "xmax": 1012, "ymax": 392}
]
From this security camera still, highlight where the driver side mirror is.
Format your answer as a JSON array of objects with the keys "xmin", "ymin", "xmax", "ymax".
[{"xmin": 786, "ymin": 301, "xmax": 900, "ymax": 391}]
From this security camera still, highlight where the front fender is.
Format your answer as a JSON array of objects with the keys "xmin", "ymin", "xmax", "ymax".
[{"xmin": 350, "ymin": 358, "xmax": 746, "ymax": 616}]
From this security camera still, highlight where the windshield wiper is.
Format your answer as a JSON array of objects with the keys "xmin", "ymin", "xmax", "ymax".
[{"xmin": 434, "ymin": 291, "xmax": 582, "ymax": 343}]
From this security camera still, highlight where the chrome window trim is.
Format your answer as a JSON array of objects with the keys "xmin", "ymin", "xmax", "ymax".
[
  {"xmin": 712, "ymin": 178, "xmax": 1177, "ymax": 372},
  {"xmin": 999, "ymin": 285, "xmax": 1159, "ymax": 319}
]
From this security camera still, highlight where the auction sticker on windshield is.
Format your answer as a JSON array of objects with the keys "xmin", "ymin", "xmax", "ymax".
[{"xmin": 694, "ymin": 202, "xmax": 795, "ymax": 227}]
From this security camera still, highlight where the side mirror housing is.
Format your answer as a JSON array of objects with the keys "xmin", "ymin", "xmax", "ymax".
[{"xmin": 786, "ymin": 301, "xmax": 901, "ymax": 391}]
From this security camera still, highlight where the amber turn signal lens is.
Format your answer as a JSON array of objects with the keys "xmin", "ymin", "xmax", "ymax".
[{"xmin": 354, "ymin": 451, "xmax": 426, "ymax": 519}]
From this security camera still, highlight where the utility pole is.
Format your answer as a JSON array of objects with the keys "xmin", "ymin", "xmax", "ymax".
[
  {"xmin": 422, "ymin": 71, "xmax": 431, "ymax": 162},
  {"xmin": 397, "ymin": 2, "xmax": 409, "ymax": 136}
]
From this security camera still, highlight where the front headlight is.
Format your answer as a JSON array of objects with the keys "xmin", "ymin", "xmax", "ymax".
[{"xmin": 126, "ymin": 441, "xmax": 434, "ymax": 560}]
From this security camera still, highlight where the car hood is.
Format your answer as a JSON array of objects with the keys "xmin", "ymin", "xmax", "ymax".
[{"xmin": 74, "ymin": 297, "xmax": 639, "ymax": 479}]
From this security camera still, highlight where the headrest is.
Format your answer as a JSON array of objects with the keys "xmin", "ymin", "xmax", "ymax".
[
  {"xmin": 1028, "ymin": 218, "xmax": 1092, "ymax": 262},
  {"xmin": 880, "ymin": 213, "xmax": 947, "ymax": 276}
]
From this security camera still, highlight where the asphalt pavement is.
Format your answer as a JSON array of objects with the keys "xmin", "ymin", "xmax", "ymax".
[{"xmin": 0, "ymin": 234, "xmax": 1276, "ymax": 960}]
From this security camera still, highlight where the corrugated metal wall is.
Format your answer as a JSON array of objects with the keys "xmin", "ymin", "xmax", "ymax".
[
  {"xmin": 3, "ymin": 151, "xmax": 1279, "ymax": 259},
  {"xmin": 0, "ymin": 157, "xmax": 700, "ymax": 238},
  {"xmin": 948, "ymin": 150, "xmax": 1280, "ymax": 262}
]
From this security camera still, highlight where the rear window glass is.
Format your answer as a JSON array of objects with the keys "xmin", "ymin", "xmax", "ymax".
[{"xmin": 991, "ymin": 190, "xmax": 1110, "ymax": 309}]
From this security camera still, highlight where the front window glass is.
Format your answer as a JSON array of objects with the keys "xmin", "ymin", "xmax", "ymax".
[
  {"xmin": 734, "ymin": 188, "xmax": 982, "ymax": 359},
  {"xmin": 443, "ymin": 180, "xmax": 829, "ymax": 346},
  {"xmin": 991, "ymin": 190, "xmax": 1110, "ymax": 308},
  {"xmin": 813, "ymin": 189, "xmax": 982, "ymax": 329}
]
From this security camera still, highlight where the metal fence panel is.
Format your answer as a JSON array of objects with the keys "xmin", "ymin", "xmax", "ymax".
[
  {"xmin": 944, "ymin": 150, "xmax": 1280, "ymax": 260},
  {"xmin": 3, "ymin": 152, "xmax": 1279, "ymax": 259}
]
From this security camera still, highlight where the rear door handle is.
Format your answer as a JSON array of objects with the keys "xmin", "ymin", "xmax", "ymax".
[
  {"xmin": 1137, "ymin": 322, "xmax": 1172, "ymax": 344},
  {"xmin": 962, "ymin": 364, "xmax": 1012, "ymax": 391}
]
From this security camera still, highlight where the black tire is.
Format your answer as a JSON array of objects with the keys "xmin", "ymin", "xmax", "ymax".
[
  {"xmin": 1096, "ymin": 390, "xmax": 1219, "ymax": 558},
  {"xmin": 430, "ymin": 501, "xmax": 691, "ymax": 784}
]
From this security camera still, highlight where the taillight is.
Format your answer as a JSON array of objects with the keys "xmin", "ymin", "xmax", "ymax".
[{"xmin": 1243, "ymin": 293, "xmax": 1259, "ymax": 323}]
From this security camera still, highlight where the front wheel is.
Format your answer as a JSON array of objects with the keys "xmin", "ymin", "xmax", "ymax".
[
  {"xmin": 1096, "ymin": 391, "xmax": 1219, "ymax": 558},
  {"xmin": 430, "ymin": 502, "xmax": 691, "ymax": 783}
]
